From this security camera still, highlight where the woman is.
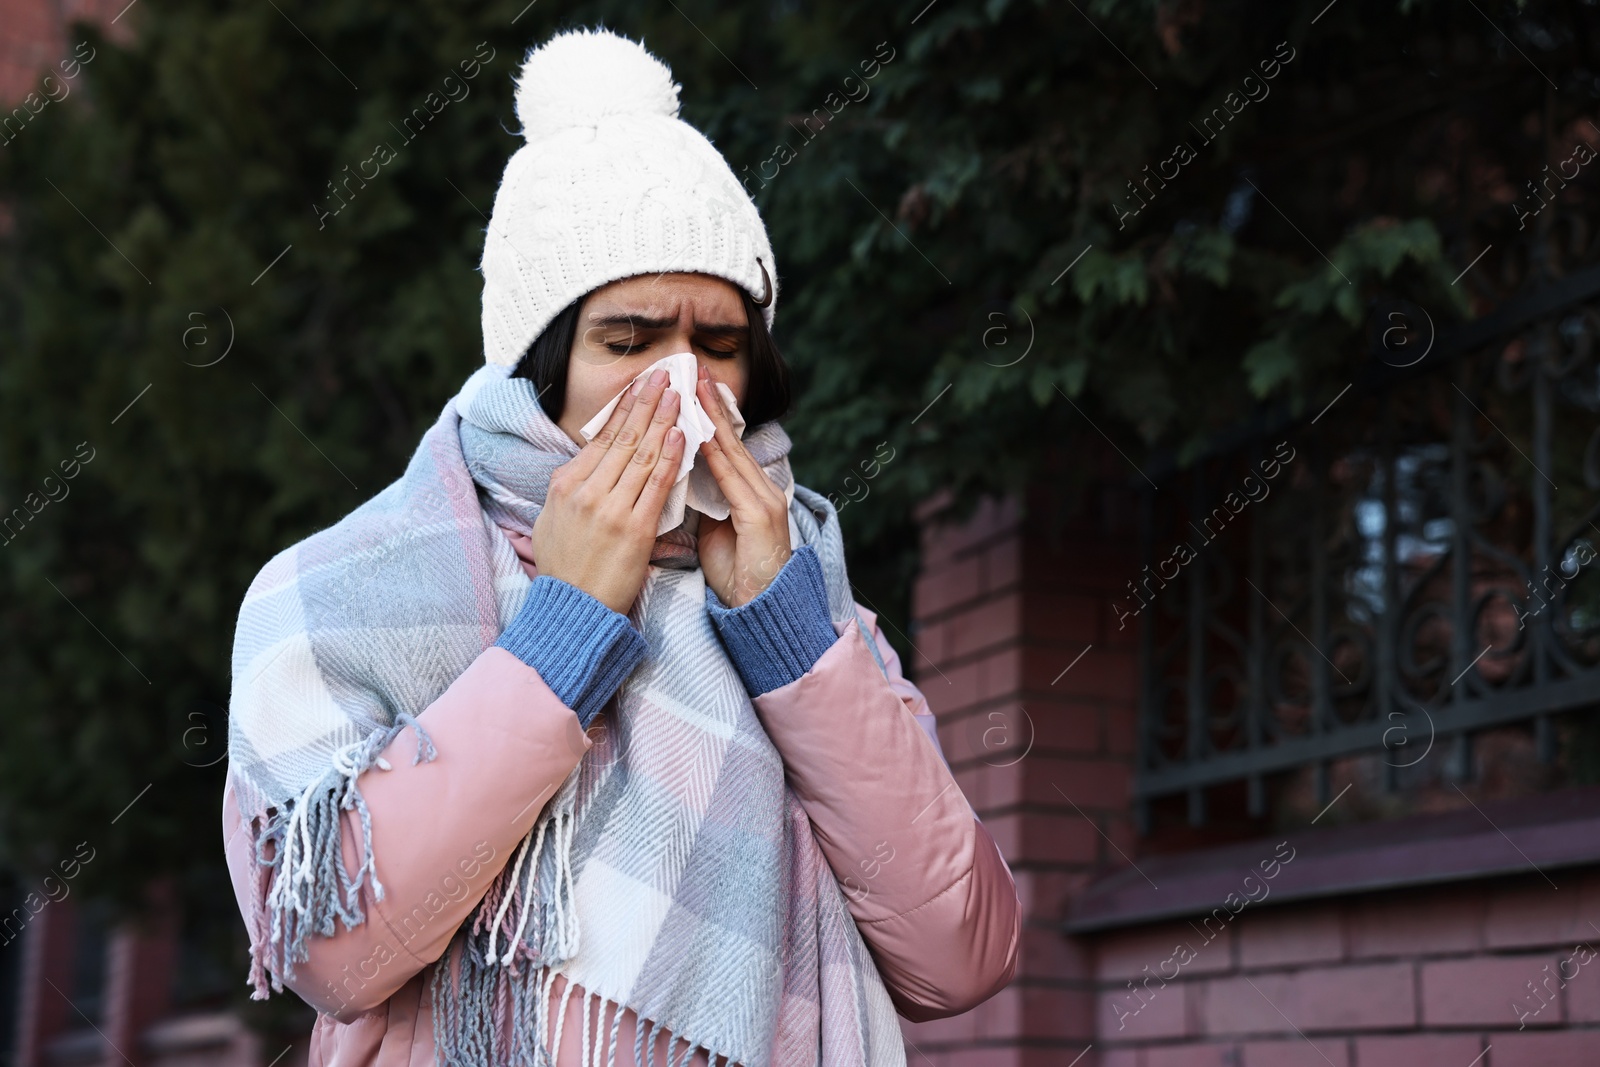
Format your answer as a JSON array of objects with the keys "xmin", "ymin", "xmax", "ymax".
[{"xmin": 223, "ymin": 28, "xmax": 1018, "ymax": 1067}]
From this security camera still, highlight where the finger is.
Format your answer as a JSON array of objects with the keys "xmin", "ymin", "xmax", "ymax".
[
  {"xmin": 592, "ymin": 369, "xmax": 671, "ymax": 491},
  {"xmin": 697, "ymin": 372, "xmax": 780, "ymax": 503},
  {"xmin": 634, "ymin": 426, "xmax": 686, "ymax": 522},
  {"xmin": 564, "ymin": 381, "xmax": 640, "ymax": 482},
  {"xmin": 614, "ymin": 385, "xmax": 680, "ymax": 504},
  {"xmin": 698, "ymin": 433, "xmax": 768, "ymax": 519}
]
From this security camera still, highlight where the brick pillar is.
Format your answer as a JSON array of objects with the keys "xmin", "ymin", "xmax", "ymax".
[
  {"xmin": 0, "ymin": 0, "xmax": 131, "ymax": 104},
  {"xmin": 902, "ymin": 480, "xmax": 1141, "ymax": 1066},
  {"xmin": 100, "ymin": 881, "xmax": 177, "ymax": 1067},
  {"xmin": 12, "ymin": 897, "xmax": 78, "ymax": 1067}
]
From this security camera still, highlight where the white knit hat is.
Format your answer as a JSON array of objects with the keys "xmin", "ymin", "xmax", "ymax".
[{"xmin": 480, "ymin": 28, "xmax": 778, "ymax": 368}]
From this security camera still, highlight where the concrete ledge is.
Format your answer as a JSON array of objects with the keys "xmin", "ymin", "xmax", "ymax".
[{"xmin": 1066, "ymin": 784, "xmax": 1600, "ymax": 933}]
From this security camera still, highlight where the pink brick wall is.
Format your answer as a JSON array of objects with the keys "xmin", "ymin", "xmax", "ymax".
[
  {"xmin": 902, "ymin": 487, "xmax": 1600, "ymax": 1067},
  {"xmin": 101, "ymin": 882, "xmax": 178, "ymax": 1067},
  {"xmin": 902, "ymin": 486, "xmax": 1141, "ymax": 1066},
  {"xmin": 1090, "ymin": 873, "xmax": 1600, "ymax": 1064},
  {"xmin": 0, "ymin": 0, "xmax": 125, "ymax": 104},
  {"xmin": 12, "ymin": 898, "xmax": 77, "ymax": 1067}
]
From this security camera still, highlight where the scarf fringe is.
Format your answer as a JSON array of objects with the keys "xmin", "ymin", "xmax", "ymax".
[
  {"xmin": 244, "ymin": 711, "xmax": 436, "ymax": 997},
  {"xmin": 431, "ymin": 954, "xmax": 719, "ymax": 1067},
  {"xmin": 431, "ymin": 791, "xmax": 589, "ymax": 1067},
  {"xmin": 432, "ymin": 801, "xmax": 724, "ymax": 1067},
  {"xmin": 470, "ymin": 799, "xmax": 578, "ymax": 966}
]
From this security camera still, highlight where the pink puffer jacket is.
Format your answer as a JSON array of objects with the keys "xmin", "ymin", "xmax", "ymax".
[{"xmin": 222, "ymin": 529, "xmax": 1019, "ymax": 1066}]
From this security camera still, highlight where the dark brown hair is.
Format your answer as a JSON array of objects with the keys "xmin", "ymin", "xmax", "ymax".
[{"xmin": 511, "ymin": 286, "xmax": 792, "ymax": 427}]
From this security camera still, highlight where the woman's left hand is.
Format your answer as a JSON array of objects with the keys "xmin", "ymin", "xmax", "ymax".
[{"xmin": 696, "ymin": 365, "xmax": 791, "ymax": 607}]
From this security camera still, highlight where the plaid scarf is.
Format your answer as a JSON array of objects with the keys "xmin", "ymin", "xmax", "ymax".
[{"xmin": 227, "ymin": 365, "xmax": 904, "ymax": 1067}]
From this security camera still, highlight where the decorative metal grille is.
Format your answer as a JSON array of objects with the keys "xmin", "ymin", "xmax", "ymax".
[{"xmin": 1135, "ymin": 269, "xmax": 1600, "ymax": 830}]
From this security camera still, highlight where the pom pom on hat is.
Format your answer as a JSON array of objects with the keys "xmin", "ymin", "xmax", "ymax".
[{"xmin": 514, "ymin": 29, "xmax": 681, "ymax": 142}]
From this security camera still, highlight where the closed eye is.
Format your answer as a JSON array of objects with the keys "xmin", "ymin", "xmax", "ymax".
[{"xmin": 695, "ymin": 326, "xmax": 748, "ymax": 360}]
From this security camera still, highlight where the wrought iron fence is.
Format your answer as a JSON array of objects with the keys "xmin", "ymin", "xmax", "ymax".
[{"xmin": 1135, "ymin": 267, "xmax": 1600, "ymax": 831}]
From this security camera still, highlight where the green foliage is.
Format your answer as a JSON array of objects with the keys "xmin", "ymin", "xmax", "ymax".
[{"xmin": 1, "ymin": 0, "xmax": 1596, "ymax": 922}]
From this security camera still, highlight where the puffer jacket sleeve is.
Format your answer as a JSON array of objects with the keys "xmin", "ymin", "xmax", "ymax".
[
  {"xmin": 222, "ymin": 645, "xmax": 593, "ymax": 1020},
  {"xmin": 750, "ymin": 605, "xmax": 1021, "ymax": 1022}
]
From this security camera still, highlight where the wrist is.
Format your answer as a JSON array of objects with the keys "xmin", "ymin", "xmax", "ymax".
[
  {"xmin": 722, "ymin": 545, "xmax": 792, "ymax": 608},
  {"xmin": 495, "ymin": 576, "xmax": 648, "ymax": 727},
  {"xmin": 535, "ymin": 561, "xmax": 630, "ymax": 615},
  {"xmin": 706, "ymin": 545, "xmax": 837, "ymax": 696}
]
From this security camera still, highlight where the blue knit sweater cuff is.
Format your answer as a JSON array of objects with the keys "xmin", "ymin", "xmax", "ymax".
[
  {"xmin": 705, "ymin": 545, "xmax": 839, "ymax": 697},
  {"xmin": 494, "ymin": 576, "xmax": 648, "ymax": 729}
]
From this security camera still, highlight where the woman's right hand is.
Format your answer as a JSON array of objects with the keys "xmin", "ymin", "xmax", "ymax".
[{"xmin": 530, "ymin": 369, "xmax": 684, "ymax": 614}]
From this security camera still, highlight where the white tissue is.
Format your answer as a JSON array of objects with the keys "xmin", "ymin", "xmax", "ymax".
[{"xmin": 578, "ymin": 351, "xmax": 746, "ymax": 535}]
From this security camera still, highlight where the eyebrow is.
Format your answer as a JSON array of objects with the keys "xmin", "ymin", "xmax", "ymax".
[
  {"xmin": 587, "ymin": 313, "xmax": 749, "ymax": 337},
  {"xmin": 588, "ymin": 313, "xmax": 675, "ymax": 330},
  {"xmin": 695, "ymin": 323, "xmax": 749, "ymax": 338}
]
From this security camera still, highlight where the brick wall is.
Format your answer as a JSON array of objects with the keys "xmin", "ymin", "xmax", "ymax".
[
  {"xmin": 99, "ymin": 883, "xmax": 179, "ymax": 1067},
  {"xmin": 901, "ymin": 484, "xmax": 1142, "ymax": 1066},
  {"xmin": 900, "ymin": 486, "xmax": 1600, "ymax": 1067},
  {"xmin": 10, "ymin": 895, "xmax": 290, "ymax": 1067},
  {"xmin": 11, "ymin": 897, "xmax": 77, "ymax": 1067},
  {"xmin": 0, "ymin": 0, "xmax": 124, "ymax": 103},
  {"xmin": 1092, "ymin": 869, "xmax": 1600, "ymax": 1066}
]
